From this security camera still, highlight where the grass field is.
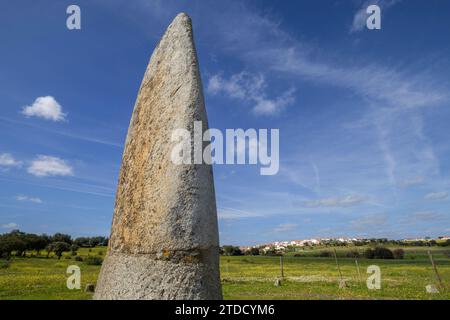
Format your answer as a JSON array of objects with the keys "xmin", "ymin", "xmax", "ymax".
[{"xmin": 1, "ymin": 246, "xmax": 449, "ymax": 300}]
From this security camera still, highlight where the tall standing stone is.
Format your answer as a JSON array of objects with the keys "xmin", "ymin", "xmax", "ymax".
[{"xmin": 94, "ymin": 13, "xmax": 222, "ymax": 300}]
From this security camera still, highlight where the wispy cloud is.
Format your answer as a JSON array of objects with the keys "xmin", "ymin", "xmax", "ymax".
[
  {"xmin": 350, "ymin": 214, "xmax": 388, "ymax": 230},
  {"xmin": 265, "ymin": 48, "xmax": 447, "ymax": 109},
  {"xmin": 207, "ymin": 71, "xmax": 295, "ymax": 116},
  {"xmin": 16, "ymin": 195, "xmax": 43, "ymax": 204},
  {"xmin": 1, "ymin": 222, "xmax": 18, "ymax": 229},
  {"xmin": 0, "ymin": 175, "xmax": 114, "ymax": 198},
  {"xmin": 206, "ymin": 1, "xmax": 446, "ymax": 195},
  {"xmin": 22, "ymin": 96, "xmax": 67, "ymax": 121},
  {"xmin": 218, "ymin": 206, "xmax": 262, "ymax": 220},
  {"xmin": 303, "ymin": 195, "xmax": 367, "ymax": 208},
  {"xmin": 271, "ymin": 223, "xmax": 298, "ymax": 233},
  {"xmin": 106, "ymin": 1, "xmax": 448, "ymax": 111},
  {"xmin": 398, "ymin": 177, "xmax": 425, "ymax": 188},
  {"xmin": 27, "ymin": 155, "xmax": 74, "ymax": 177},
  {"xmin": 411, "ymin": 211, "xmax": 442, "ymax": 222},
  {"xmin": 424, "ymin": 191, "xmax": 448, "ymax": 201},
  {"xmin": 0, "ymin": 153, "xmax": 22, "ymax": 167},
  {"xmin": 0, "ymin": 116, "xmax": 122, "ymax": 148}
]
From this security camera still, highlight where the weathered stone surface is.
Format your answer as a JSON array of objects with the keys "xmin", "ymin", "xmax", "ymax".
[{"xmin": 94, "ymin": 13, "xmax": 222, "ymax": 300}]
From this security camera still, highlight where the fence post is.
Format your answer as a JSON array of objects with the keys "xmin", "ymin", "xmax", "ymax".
[
  {"xmin": 355, "ymin": 259, "xmax": 363, "ymax": 288},
  {"xmin": 279, "ymin": 255, "xmax": 284, "ymax": 279},
  {"xmin": 333, "ymin": 248, "xmax": 344, "ymax": 287},
  {"xmin": 428, "ymin": 250, "xmax": 444, "ymax": 290}
]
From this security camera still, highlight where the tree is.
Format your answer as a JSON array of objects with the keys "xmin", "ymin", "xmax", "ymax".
[
  {"xmin": 221, "ymin": 245, "xmax": 243, "ymax": 256},
  {"xmin": 46, "ymin": 242, "xmax": 71, "ymax": 259},
  {"xmin": 52, "ymin": 233, "xmax": 72, "ymax": 245},
  {"xmin": 73, "ymin": 237, "xmax": 88, "ymax": 247},
  {"xmin": 26, "ymin": 234, "xmax": 50, "ymax": 256},
  {"xmin": 74, "ymin": 236, "xmax": 108, "ymax": 247},
  {"xmin": 0, "ymin": 238, "xmax": 14, "ymax": 259},
  {"xmin": 70, "ymin": 244, "xmax": 79, "ymax": 256},
  {"xmin": 4, "ymin": 230, "xmax": 28, "ymax": 257},
  {"xmin": 246, "ymin": 247, "xmax": 260, "ymax": 256}
]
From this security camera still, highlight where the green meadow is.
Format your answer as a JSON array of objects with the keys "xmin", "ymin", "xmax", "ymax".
[{"xmin": 0, "ymin": 246, "xmax": 449, "ymax": 300}]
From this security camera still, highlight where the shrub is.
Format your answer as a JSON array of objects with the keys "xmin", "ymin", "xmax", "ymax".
[
  {"xmin": 364, "ymin": 248, "xmax": 375, "ymax": 259},
  {"xmin": 85, "ymin": 256, "xmax": 103, "ymax": 265},
  {"xmin": 74, "ymin": 256, "xmax": 83, "ymax": 262},
  {"xmin": 65, "ymin": 256, "xmax": 72, "ymax": 260},
  {"xmin": 317, "ymin": 251, "xmax": 332, "ymax": 258},
  {"xmin": 364, "ymin": 247, "xmax": 394, "ymax": 259},
  {"xmin": 346, "ymin": 250, "xmax": 360, "ymax": 258},
  {"xmin": 0, "ymin": 260, "xmax": 10, "ymax": 269},
  {"xmin": 373, "ymin": 247, "xmax": 394, "ymax": 259},
  {"xmin": 393, "ymin": 249, "xmax": 405, "ymax": 259},
  {"xmin": 264, "ymin": 251, "xmax": 282, "ymax": 256},
  {"xmin": 98, "ymin": 251, "xmax": 104, "ymax": 256}
]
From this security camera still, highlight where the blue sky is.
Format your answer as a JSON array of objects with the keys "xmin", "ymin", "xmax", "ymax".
[{"xmin": 1, "ymin": 0, "xmax": 450, "ymax": 245}]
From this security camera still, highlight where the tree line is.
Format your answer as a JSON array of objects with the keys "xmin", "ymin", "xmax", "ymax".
[{"xmin": 0, "ymin": 230, "xmax": 108, "ymax": 259}]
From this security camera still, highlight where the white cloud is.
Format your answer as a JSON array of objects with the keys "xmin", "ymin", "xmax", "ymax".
[
  {"xmin": 27, "ymin": 155, "xmax": 74, "ymax": 177},
  {"xmin": 1, "ymin": 222, "xmax": 18, "ymax": 229},
  {"xmin": 253, "ymin": 89, "xmax": 296, "ymax": 115},
  {"xmin": 207, "ymin": 72, "xmax": 295, "ymax": 115},
  {"xmin": 303, "ymin": 195, "xmax": 367, "ymax": 208},
  {"xmin": 424, "ymin": 191, "xmax": 448, "ymax": 201},
  {"xmin": 0, "ymin": 153, "xmax": 21, "ymax": 167},
  {"xmin": 22, "ymin": 96, "xmax": 67, "ymax": 121},
  {"xmin": 271, "ymin": 223, "xmax": 298, "ymax": 233},
  {"xmin": 350, "ymin": 0, "xmax": 401, "ymax": 33},
  {"xmin": 16, "ymin": 195, "xmax": 43, "ymax": 204}
]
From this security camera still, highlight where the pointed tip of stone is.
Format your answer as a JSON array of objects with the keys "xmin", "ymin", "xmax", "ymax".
[
  {"xmin": 175, "ymin": 12, "xmax": 191, "ymax": 20},
  {"xmin": 170, "ymin": 12, "xmax": 192, "ymax": 27}
]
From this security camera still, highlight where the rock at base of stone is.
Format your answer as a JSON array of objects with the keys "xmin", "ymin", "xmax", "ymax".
[
  {"xmin": 426, "ymin": 284, "xmax": 439, "ymax": 294},
  {"xmin": 94, "ymin": 253, "xmax": 222, "ymax": 300},
  {"xmin": 85, "ymin": 284, "xmax": 95, "ymax": 293},
  {"xmin": 274, "ymin": 278, "xmax": 282, "ymax": 287}
]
